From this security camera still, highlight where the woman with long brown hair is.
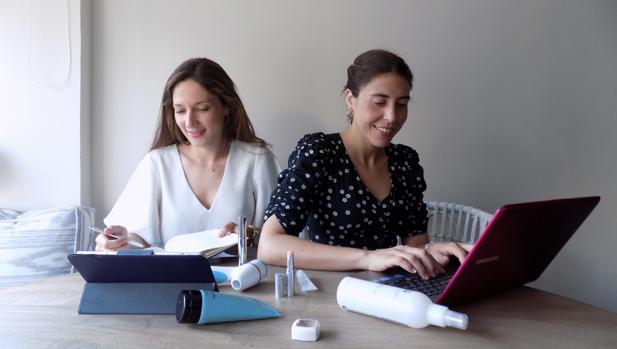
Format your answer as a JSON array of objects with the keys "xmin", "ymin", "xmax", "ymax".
[{"xmin": 96, "ymin": 58, "xmax": 280, "ymax": 250}]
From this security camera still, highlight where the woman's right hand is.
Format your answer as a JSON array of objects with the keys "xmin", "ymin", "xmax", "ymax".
[
  {"xmin": 95, "ymin": 225, "xmax": 129, "ymax": 251},
  {"xmin": 365, "ymin": 245, "xmax": 446, "ymax": 280}
]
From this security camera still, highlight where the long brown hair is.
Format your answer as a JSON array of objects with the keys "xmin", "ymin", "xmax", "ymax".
[{"xmin": 150, "ymin": 58, "xmax": 266, "ymax": 150}]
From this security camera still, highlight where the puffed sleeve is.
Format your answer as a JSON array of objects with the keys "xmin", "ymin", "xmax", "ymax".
[
  {"xmin": 251, "ymin": 149, "xmax": 282, "ymax": 228},
  {"xmin": 400, "ymin": 146, "xmax": 428, "ymax": 236},
  {"xmin": 103, "ymin": 153, "xmax": 162, "ymax": 245},
  {"xmin": 265, "ymin": 133, "xmax": 327, "ymax": 236}
]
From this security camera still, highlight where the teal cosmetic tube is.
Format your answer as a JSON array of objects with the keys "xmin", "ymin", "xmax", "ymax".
[{"xmin": 176, "ymin": 290, "xmax": 281, "ymax": 324}]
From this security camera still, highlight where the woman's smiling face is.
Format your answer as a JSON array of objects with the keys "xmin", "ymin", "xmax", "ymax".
[
  {"xmin": 172, "ymin": 79, "xmax": 227, "ymax": 147},
  {"xmin": 345, "ymin": 72, "xmax": 411, "ymax": 149}
]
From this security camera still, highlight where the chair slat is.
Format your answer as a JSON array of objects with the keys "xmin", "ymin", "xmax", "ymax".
[{"xmin": 425, "ymin": 201, "xmax": 493, "ymax": 244}]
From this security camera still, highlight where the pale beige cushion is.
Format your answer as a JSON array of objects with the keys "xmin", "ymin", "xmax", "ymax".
[{"xmin": 0, "ymin": 206, "xmax": 95, "ymax": 287}]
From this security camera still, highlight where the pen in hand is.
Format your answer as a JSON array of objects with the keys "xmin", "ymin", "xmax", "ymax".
[{"xmin": 90, "ymin": 227, "xmax": 145, "ymax": 248}]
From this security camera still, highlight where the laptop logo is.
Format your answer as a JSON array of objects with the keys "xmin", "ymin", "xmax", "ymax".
[{"xmin": 476, "ymin": 256, "xmax": 500, "ymax": 264}]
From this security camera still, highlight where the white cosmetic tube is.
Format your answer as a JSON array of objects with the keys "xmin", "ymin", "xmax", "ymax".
[{"xmin": 230, "ymin": 259, "xmax": 268, "ymax": 291}]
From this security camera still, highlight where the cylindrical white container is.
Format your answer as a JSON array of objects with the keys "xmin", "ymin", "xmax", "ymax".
[
  {"xmin": 237, "ymin": 216, "xmax": 247, "ymax": 265},
  {"xmin": 336, "ymin": 277, "xmax": 468, "ymax": 330},
  {"xmin": 274, "ymin": 272, "xmax": 288, "ymax": 298},
  {"xmin": 230, "ymin": 259, "xmax": 267, "ymax": 291},
  {"xmin": 286, "ymin": 250, "xmax": 295, "ymax": 297}
]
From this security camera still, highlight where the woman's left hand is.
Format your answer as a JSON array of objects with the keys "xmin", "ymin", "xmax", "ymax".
[
  {"xmin": 216, "ymin": 221, "xmax": 237, "ymax": 237},
  {"xmin": 426, "ymin": 242, "xmax": 473, "ymax": 266}
]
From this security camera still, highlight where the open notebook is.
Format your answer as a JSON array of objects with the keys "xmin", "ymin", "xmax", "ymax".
[{"xmin": 158, "ymin": 229, "xmax": 238, "ymax": 258}]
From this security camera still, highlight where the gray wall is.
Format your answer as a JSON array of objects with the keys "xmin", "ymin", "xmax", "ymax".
[{"xmin": 89, "ymin": 0, "xmax": 617, "ymax": 312}]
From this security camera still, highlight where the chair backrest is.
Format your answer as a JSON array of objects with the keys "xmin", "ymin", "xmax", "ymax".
[{"xmin": 425, "ymin": 201, "xmax": 493, "ymax": 244}]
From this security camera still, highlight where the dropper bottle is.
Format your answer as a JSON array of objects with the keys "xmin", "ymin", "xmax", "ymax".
[{"xmin": 336, "ymin": 277, "xmax": 468, "ymax": 330}]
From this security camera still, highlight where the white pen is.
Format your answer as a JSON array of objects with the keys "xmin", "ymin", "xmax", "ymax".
[
  {"xmin": 90, "ymin": 227, "xmax": 145, "ymax": 248},
  {"xmin": 287, "ymin": 250, "xmax": 295, "ymax": 297}
]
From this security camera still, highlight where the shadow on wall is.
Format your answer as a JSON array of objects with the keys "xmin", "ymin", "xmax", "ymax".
[{"xmin": 0, "ymin": 150, "xmax": 15, "ymax": 191}]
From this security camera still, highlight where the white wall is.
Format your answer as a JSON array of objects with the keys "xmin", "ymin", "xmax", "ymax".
[{"xmin": 0, "ymin": 0, "xmax": 87, "ymax": 210}]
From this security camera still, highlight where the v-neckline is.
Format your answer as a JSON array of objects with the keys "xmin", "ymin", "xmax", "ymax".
[
  {"xmin": 334, "ymin": 133, "xmax": 393, "ymax": 205},
  {"xmin": 175, "ymin": 141, "xmax": 234, "ymax": 211}
]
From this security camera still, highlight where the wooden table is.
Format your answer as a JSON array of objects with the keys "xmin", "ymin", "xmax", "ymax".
[{"xmin": 1, "ymin": 266, "xmax": 616, "ymax": 348}]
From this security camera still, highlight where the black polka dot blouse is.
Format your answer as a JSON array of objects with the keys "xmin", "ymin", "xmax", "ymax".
[{"xmin": 265, "ymin": 132, "xmax": 428, "ymax": 250}]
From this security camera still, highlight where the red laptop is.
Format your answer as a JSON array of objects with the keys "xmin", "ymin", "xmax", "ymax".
[{"xmin": 350, "ymin": 196, "xmax": 601, "ymax": 306}]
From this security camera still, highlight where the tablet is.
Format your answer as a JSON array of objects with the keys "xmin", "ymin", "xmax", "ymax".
[
  {"xmin": 68, "ymin": 253, "xmax": 218, "ymax": 284},
  {"xmin": 67, "ymin": 252, "xmax": 218, "ymax": 314}
]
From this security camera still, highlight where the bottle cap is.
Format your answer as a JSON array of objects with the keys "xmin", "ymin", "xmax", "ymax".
[
  {"xmin": 291, "ymin": 319, "xmax": 320, "ymax": 341},
  {"xmin": 275, "ymin": 272, "xmax": 288, "ymax": 298},
  {"xmin": 444, "ymin": 310, "xmax": 469, "ymax": 330},
  {"xmin": 176, "ymin": 290, "xmax": 202, "ymax": 323}
]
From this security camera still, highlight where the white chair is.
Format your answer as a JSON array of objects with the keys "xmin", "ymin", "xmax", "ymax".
[{"xmin": 425, "ymin": 201, "xmax": 493, "ymax": 244}]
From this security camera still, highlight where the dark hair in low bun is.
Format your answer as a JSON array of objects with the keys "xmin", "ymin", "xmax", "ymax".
[{"xmin": 344, "ymin": 49, "xmax": 413, "ymax": 97}]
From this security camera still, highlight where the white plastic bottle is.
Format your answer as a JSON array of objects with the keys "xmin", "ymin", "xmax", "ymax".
[
  {"xmin": 336, "ymin": 277, "xmax": 468, "ymax": 330},
  {"xmin": 230, "ymin": 259, "xmax": 268, "ymax": 291}
]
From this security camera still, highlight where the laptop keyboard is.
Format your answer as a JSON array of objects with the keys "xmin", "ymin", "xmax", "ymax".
[{"xmin": 374, "ymin": 270, "xmax": 456, "ymax": 297}]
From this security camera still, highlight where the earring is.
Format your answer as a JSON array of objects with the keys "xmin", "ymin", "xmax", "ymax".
[{"xmin": 346, "ymin": 109, "xmax": 354, "ymax": 122}]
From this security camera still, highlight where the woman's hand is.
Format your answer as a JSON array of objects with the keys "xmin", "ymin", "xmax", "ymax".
[
  {"xmin": 426, "ymin": 242, "xmax": 474, "ymax": 266},
  {"xmin": 95, "ymin": 225, "xmax": 129, "ymax": 251},
  {"xmin": 365, "ymin": 245, "xmax": 446, "ymax": 279},
  {"xmin": 216, "ymin": 221, "xmax": 237, "ymax": 237}
]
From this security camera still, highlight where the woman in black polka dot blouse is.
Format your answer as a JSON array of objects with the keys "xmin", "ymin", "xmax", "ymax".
[{"xmin": 258, "ymin": 50, "xmax": 471, "ymax": 279}]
